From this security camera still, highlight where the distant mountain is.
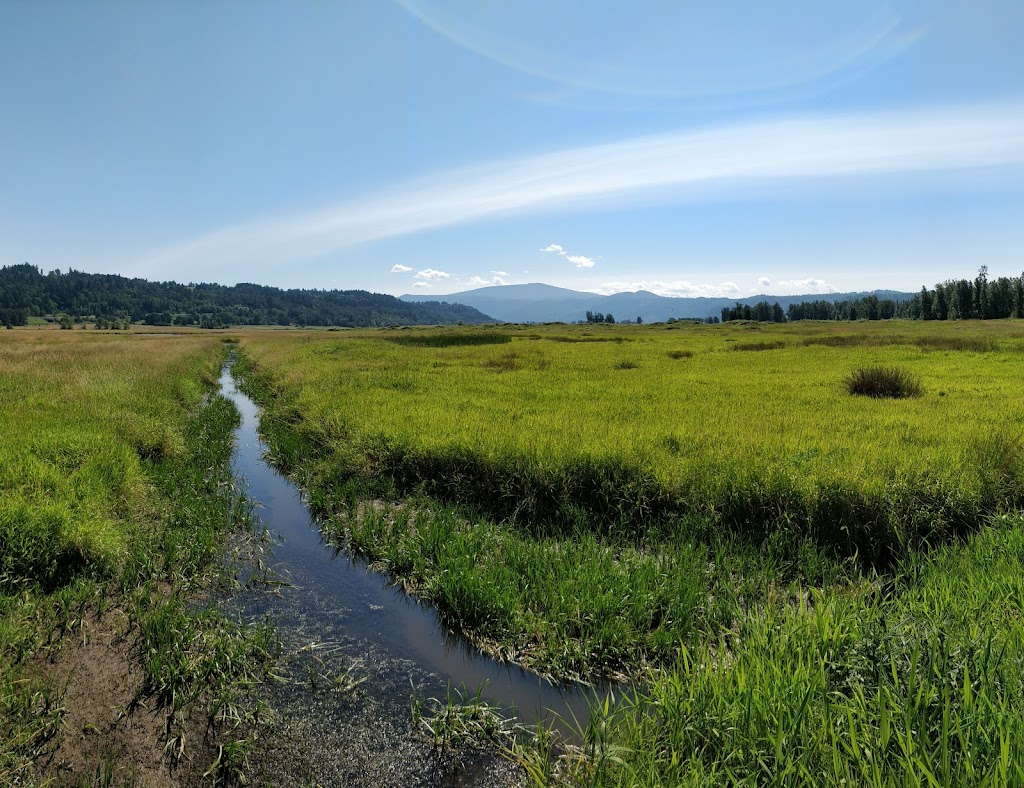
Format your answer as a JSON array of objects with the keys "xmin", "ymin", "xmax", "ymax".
[
  {"xmin": 401, "ymin": 283, "xmax": 915, "ymax": 324},
  {"xmin": 0, "ymin": 264, "xmax": 494, "ymax": 327}
]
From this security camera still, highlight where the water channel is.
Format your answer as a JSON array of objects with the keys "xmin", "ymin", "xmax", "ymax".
[{"xmin": 219, "ymin": 363, "xmax": 601, "ymax": 784}]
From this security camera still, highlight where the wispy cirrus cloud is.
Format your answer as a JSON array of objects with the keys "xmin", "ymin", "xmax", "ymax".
[{"xmin": 130, "ymin": 101, "xmax": 1024, "ymax": 278}]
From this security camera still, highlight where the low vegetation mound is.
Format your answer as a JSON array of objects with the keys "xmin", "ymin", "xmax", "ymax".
[{"xmin": 845, "ymin": 365, "xmax": 923, "ymax": 399}]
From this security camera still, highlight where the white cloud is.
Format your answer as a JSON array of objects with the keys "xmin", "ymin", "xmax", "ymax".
[
  {"xmin": 415, "ymin": 268, "xmax": 451, "ymax": 280},
  {"xmin": 412, "ymin": 281, "xmax": 431, "ymax": 289},
  {"xmin": 490, "ymin": 270, "xmax": 509, "ymax": 276},
  {"xmin": 757, "ymin": 276, "xmax": 772, "ymax": 287},
  {"xmin": 468, "ymin": 274, "xmax": 508, "ymax": 287},
  {"xmin": 593, "ymin": 280, "xmax": 744, "ymax": 298},
  {"xmin": 542, "ymin": 243, "xmax": 597, "ymax": 269},
  {"xmin": 565, "ymin": 254, "xmax": 596, "ymax": 269},
  {"xmin": 131, "ymin": 100, "xmax": 1024, "ymax": 277},
  {"xmin": 764, "ymin": 278, "xmax": 837, "ymax": 295},
  {"xmin": 390, "ymin": 263, "xmax": 413, "ymax": 273}
]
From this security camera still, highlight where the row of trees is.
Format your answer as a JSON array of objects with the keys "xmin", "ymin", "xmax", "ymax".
[
  {"xmin": 584, "ymin": 312, "xmax": 649, "ymax": 325},
  {"xmin": 913, "ymin": 267, "xmax": 1024, "ymax": 320},
  {"xmin": 721, "ymin": 301, "xmax": 787, "ymax": 323},
  {"xmin": 786, "ymin": 294, "xmax": 905, "ymax": 322},
  {"xmin": 0, "ymin": 264, "xmax": 491, "ymax": 327},
  {"xmin": 727, "ymin": 269, "xmax": 1024, "ymax": 324}
]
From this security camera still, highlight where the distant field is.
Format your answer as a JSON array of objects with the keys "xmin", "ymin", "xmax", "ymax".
[{"xmin": 238, "ymin": 320, "xmax": 1024, "ymax": 562}]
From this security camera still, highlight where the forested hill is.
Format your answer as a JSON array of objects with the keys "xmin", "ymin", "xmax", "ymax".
[{"xmin": 0, "ymin": 264, "xmax": 493, "ymax": 327}]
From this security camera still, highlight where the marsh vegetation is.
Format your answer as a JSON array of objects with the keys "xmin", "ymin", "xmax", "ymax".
[
  {"xmin": 233, "ymin": 318, "xmax": 1024, "ymax": 785},
  {"xmin": 0, "ymin": 331, "xmax": 276, "ymax": 784},
  {"xmin": 5, "ymin": 319, "xmax": 1024, "ymax": 785}
]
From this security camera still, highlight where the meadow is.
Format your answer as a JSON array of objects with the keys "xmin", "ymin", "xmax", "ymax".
[
  {"xmin": 235, "ymin": 319, "xmax": 1024, "ymax": 784},
  {"xmin": 237, "ymin": 320, "xmax": 1024, "ymax": 563},
  {"xmin": 0, "ymin": 329, "xmax": 274, "ymax": 784},
  {"xmin": 5, "ymin": 321, "xmax": 1024, "ymax": 784}
]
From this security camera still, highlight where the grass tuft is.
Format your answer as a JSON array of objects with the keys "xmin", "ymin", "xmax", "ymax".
[{"xmin": 845, "ymin": 365, "xmax": 923, "ymax": 399}]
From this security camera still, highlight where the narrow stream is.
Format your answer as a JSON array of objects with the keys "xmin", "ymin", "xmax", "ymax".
[{"xmin": 219, "ymin": 364, "xmax": 601, "ymax": 783}]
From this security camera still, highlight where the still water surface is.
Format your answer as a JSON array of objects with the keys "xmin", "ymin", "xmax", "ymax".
[{"xmin": 219, "ymin": 363, "xmax": 600, "ymax": 739}]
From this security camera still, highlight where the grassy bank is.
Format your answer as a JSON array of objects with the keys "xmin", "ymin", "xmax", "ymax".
[
  {"xmin": 552, "ymin": 515, "xmax": 1024, "ymax": 785},
  {"xmin": 0, "ymin": 331, "xmax": 276, "ymax": 784}
]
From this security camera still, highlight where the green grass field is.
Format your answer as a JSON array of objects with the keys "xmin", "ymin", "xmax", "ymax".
[
  {"xmin": 6, "ymin": 322, "xmax": 1024, "ymax": 784},
  {"xmin": 235, "ymin": 319, "xmax": 1024, "ymax": 785},
  {"xmin": 238, "ymin": 320, "xmax": 1024, "ymax": 558},
  {"xmin": 0, "ymin": 330, "xmax": 274, "ymax": 783}
]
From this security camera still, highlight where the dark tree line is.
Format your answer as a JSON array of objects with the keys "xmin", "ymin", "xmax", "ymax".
[
  {"xmin": 912, "ymin": 266, "xmax": 1024, "ymax": 320},
  {"xmin": 585, "ymin": 311, "xmax": 616, "ymax": 324},
  {"xmin": 721, "ymin": 301, "xmax": 786, "ymax": 323},
  {"xmin": 0, "ymin": 307, "xmax": 28, "ymax": 327},
  {"xmin": 0, "ymin": 264, "xmax": 492, "ymax": 327},
  {"xmin": 786, "ymin": 294, "xmax": 904, "ymax": 321},
  {"xmin": 718, "ymin": 268, "xmax": 1024, "ymax": 324},
  {"xmin": 785, "ymin": 268, "xmax": 1024, "ymax": 323}
]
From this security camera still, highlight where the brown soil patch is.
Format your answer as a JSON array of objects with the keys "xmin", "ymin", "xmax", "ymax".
[{"xmin": 33, "ymin": 609, "xmax": 214, "ymax": 787}]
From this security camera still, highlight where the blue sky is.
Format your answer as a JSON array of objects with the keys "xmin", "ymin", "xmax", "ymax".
[{"xmin": 2, "ymin": 1, "xmax": 1023, "ymax": 298}]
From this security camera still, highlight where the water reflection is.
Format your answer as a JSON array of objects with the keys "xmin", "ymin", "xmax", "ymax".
[{"xmin": 219, "ymin": 363, "xmax": 604, "ymax": 733}]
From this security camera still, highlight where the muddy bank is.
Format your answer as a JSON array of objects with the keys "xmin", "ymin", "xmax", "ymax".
[{"xmin": 31, "ymin": 608, "xmax": 218, "ymax": 787}]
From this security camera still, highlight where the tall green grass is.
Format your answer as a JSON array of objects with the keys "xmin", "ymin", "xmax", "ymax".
[
  {"xmin": 237, "ymin": 321, "xmax": 1024, "ymax": 564},
  {"xmin": 0, "ymin": 331, "xmax": 276, "ymax": 783},
  {"xmin": 557, "ymin": 515, "xmax": 1024, "ymax": 786}
]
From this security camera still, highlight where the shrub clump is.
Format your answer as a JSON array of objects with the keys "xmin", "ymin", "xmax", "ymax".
[{"xmin": 846, "ymin": 366, "xmax": 923, "ymax": 399}]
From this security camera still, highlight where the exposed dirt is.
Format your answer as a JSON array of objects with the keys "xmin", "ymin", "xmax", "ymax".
[{"xmin": 32, "ymin": 609, "xmax": 215, "ymax": 787}]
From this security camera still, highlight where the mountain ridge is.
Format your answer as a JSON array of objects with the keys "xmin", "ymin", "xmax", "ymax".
[{"xmin": 401, "ymin": 283, "xmax": 916, "ymax": 323}]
